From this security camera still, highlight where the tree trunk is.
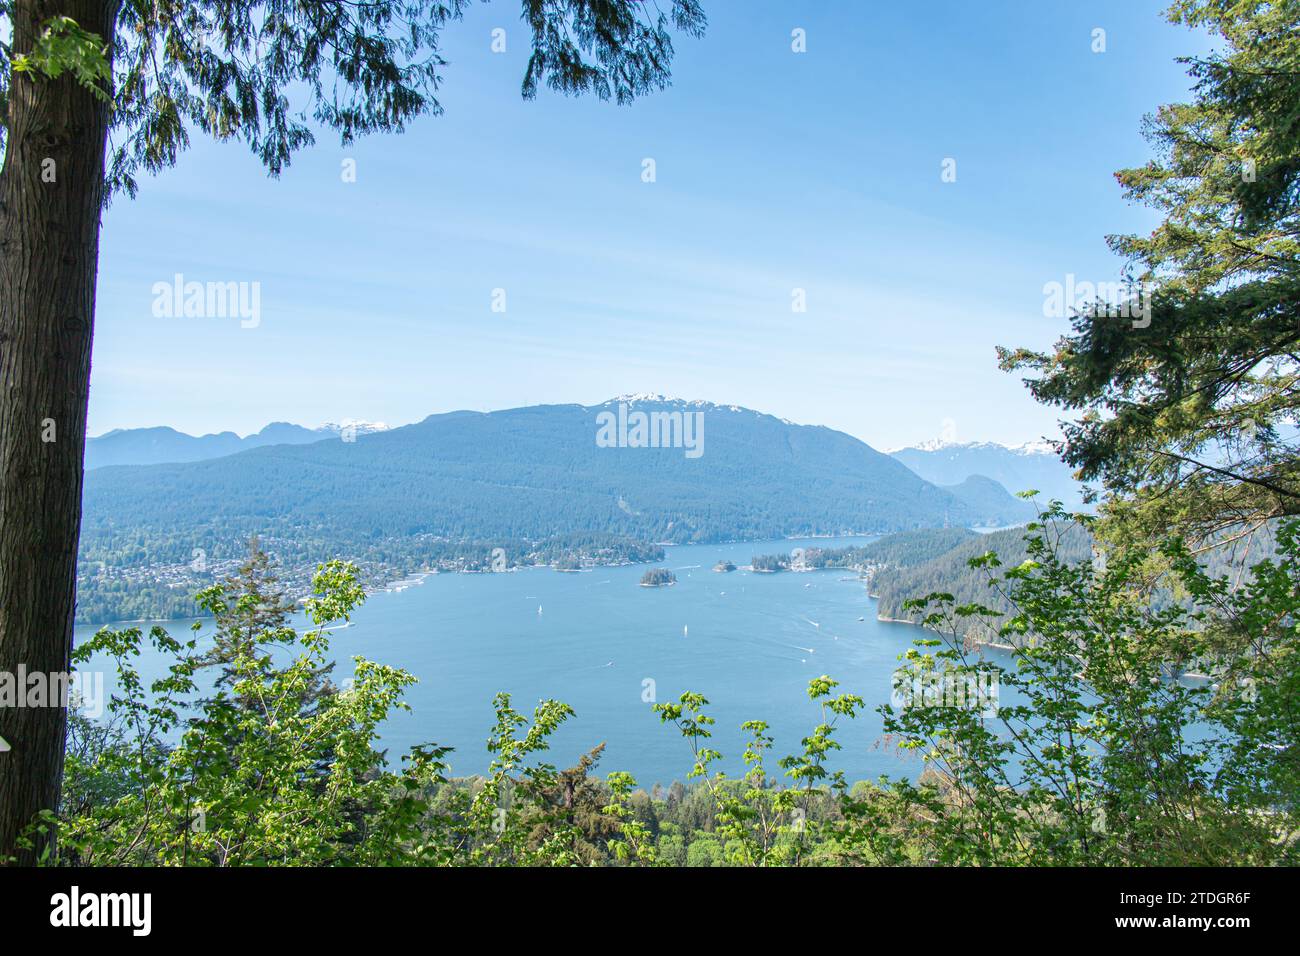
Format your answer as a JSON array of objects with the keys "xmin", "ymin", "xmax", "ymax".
[{"xmin": 0, "ymin": 0, "xmax": 116, "ymax": 864}]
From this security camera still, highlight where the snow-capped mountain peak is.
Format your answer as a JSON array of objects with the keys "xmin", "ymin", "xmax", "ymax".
[
  {"xmin": 598, "ymin": 395, "xmax": 798, "ymax": 425},
  {"xmin": 316, "ymin": 419, "xmax": 390, "ymax": 436},
  {"xmin": 1010, "ymin": 439, "xmax": 1058, "ymax": 456},
  {"xmin": 604, "ymin": 393, "xmax": 723, "ymax": 409},
  {"xmin": 892, "ymin": 438, "xmax": 1060, "ymax": 456},
  {"xmin": 887, "ymin": 436, "xmax": 1083, "ymax": 509}
]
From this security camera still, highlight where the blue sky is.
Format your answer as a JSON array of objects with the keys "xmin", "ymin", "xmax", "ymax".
[{"xmin": 88, "ymin": 0, "xmax": 1213, "ymax": 450}]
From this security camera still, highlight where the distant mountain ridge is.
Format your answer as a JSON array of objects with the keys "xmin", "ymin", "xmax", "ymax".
[
  {"xmin": 77, "ymin": 397, "xmax": 1042, "ymax": 623},
  {"xmin": 82, "ymin": 397, "xmax": 1034, "ymax": 553},
  {"xmin": 938, "ymin": 475, "xmax": 1036, "ymax": 526},
  {"xmin": 890, "ymin": 439, "xmax": 1085, "ymax": 509},
  {"xmin": 86, "ymin": 420, "xmax": 391, "ymax": 469}
]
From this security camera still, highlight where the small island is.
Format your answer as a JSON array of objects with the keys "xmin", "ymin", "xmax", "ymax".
[
  {"xmin": 712, "ymin": 560, "xmax": 736, "ymax": 573},
  {"xmin": 640, "ymin": 568, "xmax": 677, "ymax": 587}
]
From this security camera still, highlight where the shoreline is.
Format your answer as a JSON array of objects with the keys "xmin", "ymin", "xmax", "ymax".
[
  {"xmin": 873, "ymin": 610, "xmax": 1017, "ymax": 652},
  {"xmin": 875, "ymin": 612, "xmax": 1213, "ymax": 676},
  {"xmin": 77, "ymin": 531, "xmax": 891, "ymax": 629}
]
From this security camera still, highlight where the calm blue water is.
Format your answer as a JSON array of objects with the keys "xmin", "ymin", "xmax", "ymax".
[{"xmin": 75, "ymin": 536, "xmax": 1011, "ymax": 789}]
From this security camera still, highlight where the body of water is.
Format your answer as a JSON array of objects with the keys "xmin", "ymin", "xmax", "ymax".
[{"xmin": 76, "ymin": 536, "xmax": 1009, "ymax": 788}]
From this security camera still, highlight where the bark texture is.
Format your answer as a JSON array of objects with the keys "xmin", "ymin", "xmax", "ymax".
[{"xmin": 0, "ymin": 0, "xmax": 117, "ymax": 864}]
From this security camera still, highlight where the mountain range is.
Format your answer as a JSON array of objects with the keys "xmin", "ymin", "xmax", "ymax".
[
  {"xmin": 87, "ymin": 411, "xmax": 1076, "ymax": 512},
  {"xmin": 82, "ymin": 398, "xmax": 1034, "ymax": 554},
  {"xmin": 85, "ymin": 420, "xmax": 390, "ymax": 469},
  {"xmin": 74, "ymin": 398, "xmax": 1062, "ymax": 622},
  {"xmin": 889, "ymin": 439, "xmax": 1084, "ymax": 509}
]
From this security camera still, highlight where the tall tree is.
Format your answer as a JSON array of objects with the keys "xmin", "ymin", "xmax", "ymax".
[
  {"xmin": 0, "ymin": 0, "xmax": 705, "ymax": 863},
  {"xmin": 998, "ymin": 0, "xmax": 1300, "ymax": 548},
  {"xmin": 195, "ymin": 537, "xmax": 340, "ymax": 714}
]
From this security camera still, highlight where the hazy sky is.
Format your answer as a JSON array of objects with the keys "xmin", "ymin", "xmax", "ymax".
[{"xmin": 88, "ymin": 0, "xmax": 1212, "ymax": 450}]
